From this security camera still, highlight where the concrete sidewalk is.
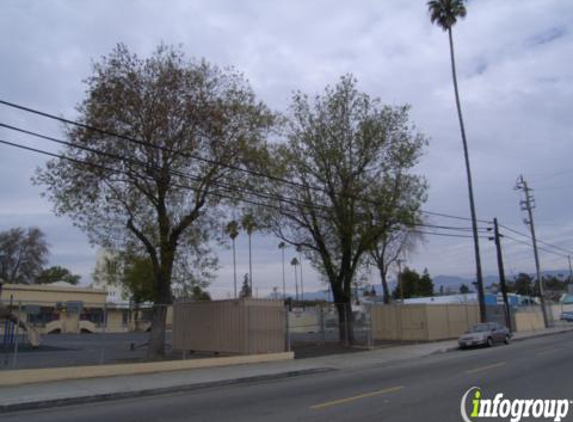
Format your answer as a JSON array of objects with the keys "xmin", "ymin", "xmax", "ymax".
[{"xmin": 1, "ymin": 325, "xmax": 571, "ymax": 412}]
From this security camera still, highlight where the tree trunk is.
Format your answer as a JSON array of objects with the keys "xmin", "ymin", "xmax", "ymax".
[
  {"xmin": 147, "ymin": 250, "xmax": 174, "ymax": 360},
  {"xmin": 335, "ymin": 301, "xmax": 354, "ymax": 345},
  {"xmin": 448, "ymin": 28, "xmax": 486, "ymax": 323},
  {"xmin": 147, "ymin": 304, "xmax": 167, "ymax": 360},
  {"xmin": 379, "ymin": 266, "xmax": 390, "ymax": 305}
]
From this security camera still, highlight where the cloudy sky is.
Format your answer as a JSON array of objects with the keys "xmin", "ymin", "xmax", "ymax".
[{"xmin": 1, "ymin": 0, "xmax": 572, "ymax": 298}]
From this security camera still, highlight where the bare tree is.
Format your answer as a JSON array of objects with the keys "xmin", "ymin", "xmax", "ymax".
[{"xmin": 0, "ymin": 227, "xmax": 49, "ymax": 284}]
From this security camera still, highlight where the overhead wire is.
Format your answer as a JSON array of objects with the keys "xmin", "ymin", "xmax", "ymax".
[
  {"xmin": 0, "ymin": 120, "xmax": 492, "ymax": 234},
  {"xmin": 0, "ymin": 98, "xmax": 494, "ymax": 227},
  {"xmin": 0, "ymin": 134, "xmax": 495, "ymax": 243},
  {"xmin": 498, "ymin": 223, "xmax": 573, "ymax": 256}
]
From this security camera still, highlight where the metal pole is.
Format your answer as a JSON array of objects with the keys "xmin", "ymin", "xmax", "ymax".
[
  {"xmin": 11, "ymin": 301, "xmax": 21, "ymax": 369},
  {"xmin": 568, "ymin": 255, "xmax": 573, "ymax": 285},
  {"xmin": 294, "ymin": 264, "xmax": 299, "ymax": 302},
  {"xmin": 233, "ymin": 238, "xmax": 237, "ymax": 299},
  {"xmin": 248, "ymin": 233, "xmax": 253, "ymax": 294},
  {"xmin": 281, "ymin": 247, "xmax": 286, "ymax": 300},
  {"xmin": 284, "ymin": 304, "xmax": 290, "ymax": 352},
  {"xmin": 299, "ymin": 251, "xmax": 304, "ymax": 303},
  {"xmin": 492, "ymin": 218, "xmax": 512, "ymax": 332}
]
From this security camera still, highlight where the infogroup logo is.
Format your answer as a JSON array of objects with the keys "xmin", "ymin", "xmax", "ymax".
[{"xmin": 461, "ymin": 387, "xmax": 572, "ymax": 422}]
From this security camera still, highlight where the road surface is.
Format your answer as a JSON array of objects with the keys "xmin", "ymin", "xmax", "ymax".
[{"xmin": 5, "ymin": 332, "xmax": 573, "ymax": 422}]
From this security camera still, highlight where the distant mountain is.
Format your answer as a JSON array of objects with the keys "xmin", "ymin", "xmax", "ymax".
[{"xmin": 285, "ymin": 269, "xmax": 571, "ymax": 301}]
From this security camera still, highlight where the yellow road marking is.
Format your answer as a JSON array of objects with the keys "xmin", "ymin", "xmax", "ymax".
[
  {"xmin": 310, "ymin": 386, "xmax": 404, "ymax": 410},
  {"xmin": 466, "ymin": 362, "xmax": 506, "ymax": 374}
]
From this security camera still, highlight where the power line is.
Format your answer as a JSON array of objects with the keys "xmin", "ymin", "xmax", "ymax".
[
  {"xmin": 0, "ymin": 98, "xmax": 493, "ymax": 226},
  {"xmin": 0, "ymin": 137, "xmax": 315, "ymax": 217},
  {"xmin": 503, "ymin": 234, "xmax": 569, "ymax": 259},
  {"xmin": 411, "ymin": 229, "xmax": 489, "ymax": 239},
  {"xmin": 0, "ymin": 121, "xmax": 329, "ymax": 213},
  {"xmin": 0, "ymin": 121, "xmax": 494, "ymax": 235},
  {"xmin": 498, "ymin": 223, "xmax": 573, "ymax": 256},
  {"xmin": 0, "ymin": 135, "xmax": 493, "ymax": 241}
]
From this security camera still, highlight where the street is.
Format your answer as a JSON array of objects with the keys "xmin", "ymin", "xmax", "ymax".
[{"xmin": 5, "ymin": 332, "xmax": 573, "ymax": 422}]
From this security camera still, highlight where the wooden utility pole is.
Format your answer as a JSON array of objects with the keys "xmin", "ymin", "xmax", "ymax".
[
  {"xmin": 515, "ymin": 175, "xmax": 549, "ymax": 328},
  {"xmin": 491, "ymin": 218, "xmax": 512, "ymax": 331}
]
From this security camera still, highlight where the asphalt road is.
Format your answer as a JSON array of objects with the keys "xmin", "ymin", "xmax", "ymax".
[{"xmin": 6, "ymin": 332, "xmax": 573, "ymax": 422}]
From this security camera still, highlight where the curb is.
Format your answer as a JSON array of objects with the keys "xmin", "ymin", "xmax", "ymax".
[
  {"xmin": 0, "ymin": 367, "xmax": 334, "ymax": 413},
  {"xmin": 435, "ymin": 327, "xmax": 573, "ymax": 354},
  {"xmin": 511, "ymin": 327, "xmax": 573, "ymax": 343}
]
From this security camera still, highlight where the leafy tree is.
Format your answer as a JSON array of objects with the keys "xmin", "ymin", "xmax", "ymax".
[
  {"xmin": 190, "ymin": 286, "xmax": 211, "ymax": 301},
  {"xmin": 428, "ymin": 0, "xmax": 486, "ymax": 323},
  {"xmin": 0, "ymin": 227, "xmax": 48, "ymax": 284},
  {"xmin": 239, "ymin": 273, "xmax": 252, "ymax": 298},
  {"xmin": 419, "ymin": 268, "xmax": 434, "ymax": 297},
  {"xmin": 508, "ymin": 273, "xmax": 534, "ymax": 296},
  {"xmin": 259, "ymin": 76, "xmax": 427, "ymax": 343},
  {"xmin": 115, "ymin": 248, "xmax": 216, "ymax": 304},
  {"xmin": 541, "ymin": 275, "xmax": 567, "ymax": 302},
  {"xmin": 459, "ymin": 283, "xmax": 470, "ymax": 294},
  {"xmin": 392, "ymin": 267, "xmax": 418, "ymax": 300},
  {"xmin": 392, "ymin": 267, "xmax": 433, "ymax": 299},
  {"xmin": 34, "ymin": 44, "xmax": 273, "ymax": 358},
  {"xmin": 36, "ymin": 265, "xmax": 81, "ymax": 285},
  {"xmin": 122, "ymin": 255, "xmax": 157, "ymax": 304}
]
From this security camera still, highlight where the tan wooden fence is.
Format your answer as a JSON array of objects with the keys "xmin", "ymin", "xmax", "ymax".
[
  {"xmin": 371, "ymin": 304, "xmax": 480, "ymax": 341},
  {"xmin": 172, "ymin": 299, "xmax": 286, "ymax": 355}
]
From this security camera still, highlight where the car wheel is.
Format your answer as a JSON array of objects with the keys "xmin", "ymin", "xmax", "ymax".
[
  {"xmin": 504, "ymin": 335, "xmax": 511, "ymax": 345},
  {"xmin": 487, "ymin": 337, "xmax": 494, "ymax": 347}
]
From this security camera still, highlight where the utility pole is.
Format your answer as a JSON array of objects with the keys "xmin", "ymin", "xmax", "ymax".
[
  {"xmin": 489, "ymin": 218, "xmax": 512, "ymax": 331},
  {"xmin": 568, "ymin": 255, "xmax": 573, "ymax": 285},
  {"xmin": 515, "ymin": 175, "xmax": 549, "ymax": 328}
]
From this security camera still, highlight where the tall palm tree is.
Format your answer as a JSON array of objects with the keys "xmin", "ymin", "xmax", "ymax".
[
  {"xmin": 290, "ymin": 257, "xmax": 299, "ymax": 302},
  {"xmin": 225, "ymin": 220, "xmax": 239, "ymax": 298},
  {"xmin": 428, "ymin": 0, "xmax": 486, "ymax": 322},
  {"xmin": 241, "ymin": 213, "xmax": 256, "ymax": 294},
  {"xmin": 278, "ymin": 242, "xmax": 287, "ymax": 299}
]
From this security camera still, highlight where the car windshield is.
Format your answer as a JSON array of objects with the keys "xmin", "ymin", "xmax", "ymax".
[{"xmin": 467, "ymin": 324, "xmax": 490, "ymax": 333}]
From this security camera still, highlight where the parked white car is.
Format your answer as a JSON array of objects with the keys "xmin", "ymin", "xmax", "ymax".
[{"xmin": 458, "ymin": 322, "xmax": 511, "ymax": 349}]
